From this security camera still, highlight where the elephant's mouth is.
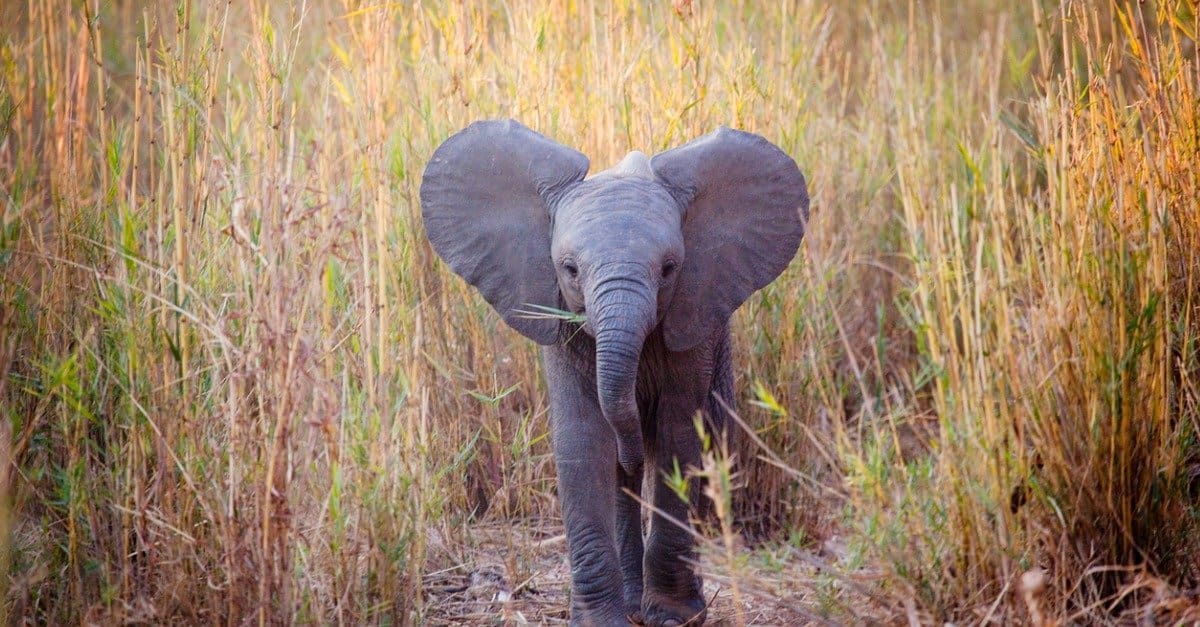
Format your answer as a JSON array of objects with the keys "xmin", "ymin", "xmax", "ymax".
[{"xmin": 574, "ymin": 305, "xmax": 594, "ymax": 335}]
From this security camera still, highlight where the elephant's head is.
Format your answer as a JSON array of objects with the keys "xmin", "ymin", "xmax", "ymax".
[{"xmin": 421, "ymin": 119, "xmax": 808, "ymax": 475}]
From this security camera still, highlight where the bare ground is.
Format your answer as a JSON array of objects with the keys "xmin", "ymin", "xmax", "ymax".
[{"xmin": 423, "ymin": 521, "xmax": 834, "ymax": 626}]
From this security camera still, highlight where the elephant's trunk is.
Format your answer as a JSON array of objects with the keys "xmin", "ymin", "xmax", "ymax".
[{"xmin": 588, "ymin": 265, "xmax": 655, "ymax": 476}]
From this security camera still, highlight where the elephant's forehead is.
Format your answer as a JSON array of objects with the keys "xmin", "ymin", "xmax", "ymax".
[
  {"xmin": 552, "ymin": 178, "xmax": 682, "ymax": 253},
  {"xmin": 558, "ymin": 177, "xmax": 678, "ymax": 218}
]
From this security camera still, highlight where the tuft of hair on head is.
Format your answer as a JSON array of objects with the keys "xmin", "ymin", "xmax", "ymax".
[{"xmin": 613, "ymin": 150, "xmax": 653, "ymax": 178}]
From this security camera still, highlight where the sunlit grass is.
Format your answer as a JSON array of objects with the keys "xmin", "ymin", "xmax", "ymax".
[{"xmin": 2, "ymin": 0, "xmax": 1197, "ymax": 624}]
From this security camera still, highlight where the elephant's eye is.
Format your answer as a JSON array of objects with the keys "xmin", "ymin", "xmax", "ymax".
[
  {"xmin": 563, "ymin": 261, "xmax": 579, "ymax": 278},
  {"xmin": 661, "ymin": 260, "xmax": 677, "ymax": 279}
]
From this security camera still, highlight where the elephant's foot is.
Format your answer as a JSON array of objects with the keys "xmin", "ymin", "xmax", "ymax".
[
  {"xmin": 639, "ymin": 586, "xmax": 707, "ymax": 626},
  {"xmin": 569, "ymin": 583, "xmax": 636, "ymax": 626}
]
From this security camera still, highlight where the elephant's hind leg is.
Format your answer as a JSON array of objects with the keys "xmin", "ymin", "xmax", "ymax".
[
  {"xmin": 616, "ymin": 463, "xmax": 645, "ymax": 620},
  {"xmin": 641, "ymin": 397, "xmax": 707, "ymax": 626}
]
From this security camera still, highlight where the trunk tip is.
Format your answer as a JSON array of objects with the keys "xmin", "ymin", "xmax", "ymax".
[{"xmin": 617, "ymin": 438, "xmax": 644, "ymax": 476}]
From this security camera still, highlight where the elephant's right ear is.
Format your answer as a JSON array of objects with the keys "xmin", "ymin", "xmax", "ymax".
[{"xmin": 420, "ymin": 119, "xmax": 589, "ymax": 345}]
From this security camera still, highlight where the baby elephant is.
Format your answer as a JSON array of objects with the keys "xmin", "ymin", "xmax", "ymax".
[{"xmin": 420, "ymin": 120, "xmax": 808, "ymax": 626}]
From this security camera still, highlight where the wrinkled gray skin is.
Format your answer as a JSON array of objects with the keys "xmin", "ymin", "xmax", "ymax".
[{"xmin": 420, "ymin": 120, "xmax": 807, "ymax": 626}]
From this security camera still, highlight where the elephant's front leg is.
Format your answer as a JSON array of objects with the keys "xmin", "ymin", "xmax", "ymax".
[
  {"xmin": 544, "ymin": 347, "xmax": 630, "ymax": 626},
  {"xmin": 641, "ymin": 386, "xmax": 709, "ymax": 626}
]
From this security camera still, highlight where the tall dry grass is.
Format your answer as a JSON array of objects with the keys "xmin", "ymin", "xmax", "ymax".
[
  {"xmin": 1, "ymin": 0, "xmax": 1197, "ymax": 624},
  {"xmin": 836, "ymin": 3, "xmax": 1200, "ymax": 621}
]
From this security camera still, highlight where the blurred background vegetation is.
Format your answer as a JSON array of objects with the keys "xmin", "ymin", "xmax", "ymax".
[{"xmin": 1, "ymin": 0, "xmax": 1197, "ymax": 623}]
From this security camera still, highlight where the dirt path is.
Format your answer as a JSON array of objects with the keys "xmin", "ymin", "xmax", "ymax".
[{"xmin": 422, "ymin": 521, "xmax": 828, "ymax": 626}]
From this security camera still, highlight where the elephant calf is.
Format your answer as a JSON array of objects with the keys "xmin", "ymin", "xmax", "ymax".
[{"xmin": 420, "ymin": 119, "xmax": 808, "ymax": 626}]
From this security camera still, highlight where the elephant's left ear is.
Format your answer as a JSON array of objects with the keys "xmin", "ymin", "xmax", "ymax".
[{"xmin": 651, "ymin": 127, "xmax": 808, "ymax": 352}]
